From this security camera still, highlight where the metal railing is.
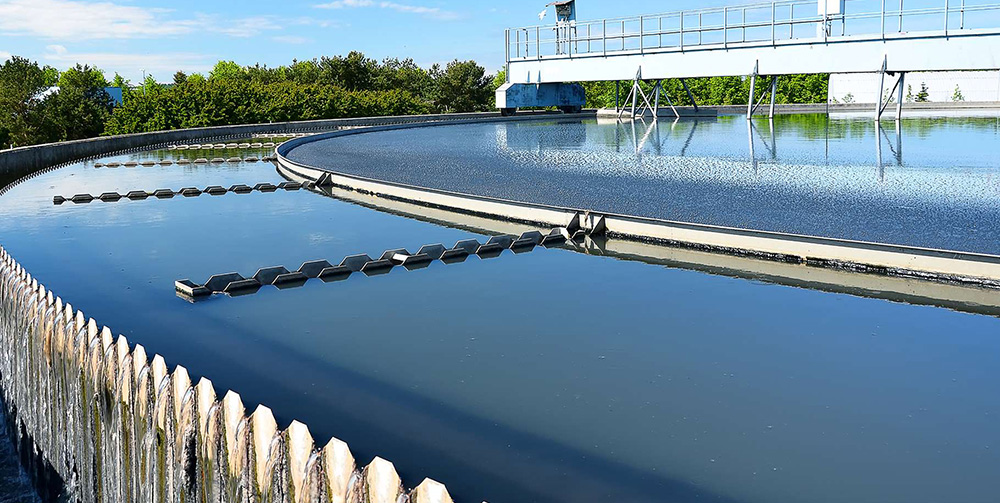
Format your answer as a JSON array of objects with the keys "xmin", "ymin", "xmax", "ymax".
[{"xmin": 505, "ymin": 0, "xmax": 1000, "ymax": 62}]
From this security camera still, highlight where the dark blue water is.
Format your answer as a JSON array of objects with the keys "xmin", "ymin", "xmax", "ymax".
[
  {"xmin": 0, "ymin": 136, "xmax": 998, "ymax": 503},
  {"xmin": 0, "ymin": 409, "xmax": 40, "ymax": 503},
  {"xmin": 286, "ymin": 115, "xmax": 1000, "ymax": 255}
]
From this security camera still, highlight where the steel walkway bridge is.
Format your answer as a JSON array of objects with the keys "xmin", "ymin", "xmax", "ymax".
[{"xmin": 497, "ymin": 0, "xmax": 1000, "ymax": 120}]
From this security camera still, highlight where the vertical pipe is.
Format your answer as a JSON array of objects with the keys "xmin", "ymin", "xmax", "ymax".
[
  {"xmin": 515, "ymin": 29, "xmax": 519, "ymax": 58},
  {"xmin": 896, "ymin": 73, "xmax": 905, "ymax": 121},
  {"xmin": 769, "ymin": 76, "xmax": 778, "ymax": 118},
  {"xmin": 615, "ymin": 81, "xmax": 620, "ymax": 110},
  {"xmin": 680, "ymin": 12, "xmax": 684, "ymax": 50},
  {"xmin": 622, "ymin": 20, "xmax": 626, "ymax": 51},
  {"xmin": 631, "ymin": 79, "xmax": 639, "ymax": 118},
  {"xmin": 603, "ymin": 20, "xmax": 607, "ymax": 56},
  {"xmin": 876, "ymin": 65, "xmax": 886, "ymax": 120},
  {"xmin": 588, "ymin": 24, "xmax": 591, "ymax": 53},
  {"xmin": 536, "ymin": 26, "xmax": 540, "ymax": 59},
  {"xmin": 659, "ymin": 16, "xmax": 663, "ymax": 49},
  {"xmin": 961, "ymin": 0, "xmax": 965, "ymax": 29},
  {"xmin": 742, "ymin": 7, "xmax": 746, "ymax": 42},
  {"xmin": 747, "ymin": 71, "xmax": 757, "ymax": 120}
]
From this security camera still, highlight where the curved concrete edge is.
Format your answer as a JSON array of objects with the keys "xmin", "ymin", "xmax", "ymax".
[
  {"xmin": 0, "ymin": 245, "xmax": 464, "ymax": 503},
  {"xmin": 275, "ymin": 119, "xmax": 1000, "ymax": 289}
]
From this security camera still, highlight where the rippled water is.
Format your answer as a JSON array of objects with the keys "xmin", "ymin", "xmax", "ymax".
[
  {"xmin": 0, "ymin": 125, "xmax": 998, "ymax": 503},
  {"xmin": 286, "ymin": 115, "xmax": 1000, "ymax": 254}
]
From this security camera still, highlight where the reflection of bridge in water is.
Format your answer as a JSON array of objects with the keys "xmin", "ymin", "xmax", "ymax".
[{"xmin": 498, "ymin": 115, "xmax": 911, "ymax": 178}]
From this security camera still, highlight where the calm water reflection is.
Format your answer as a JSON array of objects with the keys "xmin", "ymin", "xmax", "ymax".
[
  {"xmin": 0, "ymin": 122, "xmax": 998, "ymax": 503},
  {"xmin": 287, "ymin": 115, "xmax": 1000, "ymax": 255}
]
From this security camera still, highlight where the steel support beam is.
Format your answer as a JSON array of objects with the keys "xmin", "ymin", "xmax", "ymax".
[{"xmin": 681, "ymin": 78, "xmax": 699, "ymax": 111}]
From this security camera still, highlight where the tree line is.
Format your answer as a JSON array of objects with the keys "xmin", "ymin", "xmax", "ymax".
[{"xmin": 0, "ymin": 53, "xmax": 495, "ymax": 148}]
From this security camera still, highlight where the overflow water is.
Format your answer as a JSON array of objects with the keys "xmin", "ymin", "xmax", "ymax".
[{"xmin": 1, "ymin": 117, "xmax": 999, "ymax": 503}]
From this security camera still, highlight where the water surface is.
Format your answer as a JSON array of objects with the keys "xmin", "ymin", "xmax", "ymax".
[
  {"xmin": 0, "ymin": 129, "xmax": 998, "ymax": 503},
  {"xmin": 286, "ymin": 115, "xmax": 1000, "ymax": 255}
]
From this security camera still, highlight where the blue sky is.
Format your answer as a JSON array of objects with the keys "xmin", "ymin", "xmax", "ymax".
[{"xmin": 0, "ymin": 0, "xmax": 710, "ymax": 81}]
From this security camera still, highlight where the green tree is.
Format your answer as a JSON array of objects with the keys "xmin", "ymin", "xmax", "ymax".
[
  {"xmin": 173, "ymin": 71, "xmax": 188, "ymax": 85},
  {"xmin": 0, "ymin": 56, "xmax": 55, "ymax": 147},
  {"xmin": 319, "ymin": 51, "xmax": 378, "ymax": 90},
  {"xmin": 492, "ymin": 68, "xmax": 507, "ymax": 90},
  {"xmin": 209, "ymin": 61, "xmax": 246, "ymax": 81},
  {"xmin": 47, "ymin": 64, "xmax": 114, "ymax": 141},
  {"xmin": 431, "ymin": 60, "xmax": 493, "ymax": 112}
]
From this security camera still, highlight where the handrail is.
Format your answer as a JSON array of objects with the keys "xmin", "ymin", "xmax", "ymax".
[{"xmin": 505, "ymin": 0, "xmax": 1000, "ymax": 64}]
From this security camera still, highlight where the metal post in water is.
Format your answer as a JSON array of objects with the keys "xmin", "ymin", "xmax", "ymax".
[
  {"xmin": 769, "ymin": 76, "xmax": 778, "ymax": 118},
  {"xmin": 748, "ymin": 70, "xmax": 757, "ymax": 119},
  {"xmin": 896, "ymin": 72, "xmax": 906, "ymax": 121},
  {"xmin": 616, "ymin": 81, "xmax": 620, "ymax": 110},
  {"xmin": 876, "ymin": 61, "xmax": 887, "ymax": 120}
]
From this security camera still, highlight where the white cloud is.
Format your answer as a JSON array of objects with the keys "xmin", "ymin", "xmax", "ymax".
[
  {"xmin": 0, "ymin": 51, "xmax": 11, "ymax": 62},
  {"xmin": 0, "ymin": 0, "xmax": 288, "ymax": 40},
  {"xmin": 0, "ymin": 0, "xmax": 196, "ymax": 40},
  {"xmin": 315, "ymin": 0, "xmax": 459, "ymax": 20},
  {"xmin": 206, "ymin": 15, "xmax": 283, "ymax": 38},
  {"xmin": 43, "ymin": 45, "xmax": 213, "ymax": 80}
]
